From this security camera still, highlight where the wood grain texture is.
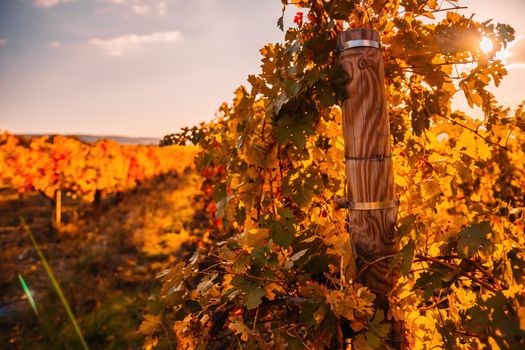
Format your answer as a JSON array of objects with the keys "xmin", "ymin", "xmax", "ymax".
[{"xmin": 336, "ymin": 28, "xmax": 400, "ymax": 311}]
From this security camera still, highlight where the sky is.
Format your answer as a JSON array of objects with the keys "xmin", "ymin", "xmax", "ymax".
[{"xmin": 0, "ymin": 0, "xmax": 524, "ymax": 138}]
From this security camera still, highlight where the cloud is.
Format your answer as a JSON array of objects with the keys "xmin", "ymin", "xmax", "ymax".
[
  {"xmin": 48, "ymin": 41, "xmax": 61, "ymax": 49},
  {"xmin": 157, "ymin": 1, "xmax": 167, "ymax": 15},
  {"xmin": 0, "ymin": 38, "xmax": 6, "ymax": 47},
  {"xmin": 88, "ymin": 31, "xmax": 182, "ymax": 56},
  {"xmin": 507, "ymin": 36, "xmax": 525, "ymax": 69},
  {"xmin": 132, "ymin": 4, "xmax": 150, "ymax": 15},
  {"xmin": 493, "ymin": 36, "xmax": 525, "ymax": 70},
  {"xmin": 104, "ymin": 0, "xmax": 168, "ymax": 16},
  {"xmin": 33, "ymin": 0, "xmax": 74, "ymax": 8}
]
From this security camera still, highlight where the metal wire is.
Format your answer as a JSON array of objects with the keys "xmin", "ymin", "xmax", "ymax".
[{"xmin": 345, "ymin": 154, "xmax": 392, "ymax": 161}]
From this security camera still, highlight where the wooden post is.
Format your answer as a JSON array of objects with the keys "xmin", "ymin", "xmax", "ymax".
[
  {"xmin": 336, "ymin": 28, "xmax": 402, "ymax": 345},
  {"xmin": 55, "ymin": 188, "xmax": 62, "ymax": 225}
]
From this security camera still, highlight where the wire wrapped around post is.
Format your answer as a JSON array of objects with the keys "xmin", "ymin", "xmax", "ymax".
[{"xmin": 336, "ymin": 28, "xmax": 403, "ymax": 347}]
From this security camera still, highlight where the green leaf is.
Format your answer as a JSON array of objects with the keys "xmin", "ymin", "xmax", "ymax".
[
  {"xmin": 389, "ymin": 240, "xmax": 416, "ymax": 276},
  {"xmin": 231, "ymin": 275, "xmax": 265, "ymax": 309},
  {"xmin": 305, "ymin": 69, "xmax": 321, "ymax": 87},
  {"xmin": 271, "ymin": 221, "xmax": 294, "ymax": 248},
  {"xmin": 365, "ymin": 310, "xmax": 391, "ymax": 348},
  {"xmin": 271, "ymin": 208, "xmax": 296, "ymax": 248},
  {"xmin": 246, "ymin": 286, "xmax": 266, "ymax": 309},
  {"xmin": 232, "ymin": 253, "xmax": 251, "ymax": 274},
  {"xmin": 284, "ymin": 78, "xmax": 300, "ymax": 99},
  {"xmin": 277, "ymin": 5, "xmax": 285, "ymax": 31},
  {"xmin": 277, "ymin": 16, "xmax": 284, "ymax": 32},
  {"xmin": 398, "ymin": 214, "xmax": 417, "ymax": 239},
  {"xmin": 457, "ymin": 221, "xmax": 492, "ymax": 258},
  {"xmin": 411, "ymin": 108, "xmax": 430, "ymax": 136},
  {"xmin": 496, "ymin": 23, "xmax": 515, "ymax": 46},
  {"xmin": 416, "ymin": 264, "xmax": 456, "ymax": 299},
  {"xmin": 275, "ymin": 118, "xmax": 307, "ymax": 149},
  {"xmin": 317, "ymin": 81, "xmax": 337, "ymax": 108}
]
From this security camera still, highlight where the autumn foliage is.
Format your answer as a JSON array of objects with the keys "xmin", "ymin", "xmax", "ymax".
[
  {"xmin": 0, "ymin": 132, "xmax": 196, "ymax": 203},
  {"xmin": 140, "ymin": 0, "xmax": 525, "ymax": 349}
]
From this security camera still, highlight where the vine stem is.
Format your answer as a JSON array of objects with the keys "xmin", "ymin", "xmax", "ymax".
[
  {"xmin": 429, "ymin": 6, "xmax": 468, "ymax": 14},
  {"xmin": 415, "ymin": 254, "xmax": 500, "ymax": 293},
  {"xmin": 194, "ymin": 269, "xmax": 286, "ymax": 286},
  {"xmin": 358, "ymin": 254, "xmax": 396, "ymax": 277},
  {"xmin": 437, "ymin": 113, "xmax": 508, "ymax": 151}
]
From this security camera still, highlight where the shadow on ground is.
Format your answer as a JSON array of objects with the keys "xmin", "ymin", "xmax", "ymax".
[{"xmin": 0, "ymin": 172, "xmax": 204, "ymax": 349}]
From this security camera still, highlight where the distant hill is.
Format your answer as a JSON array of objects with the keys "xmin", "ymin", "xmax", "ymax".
[{"xmin": 20, "ymin": 134, "xmax": 161, "ymax": 145}]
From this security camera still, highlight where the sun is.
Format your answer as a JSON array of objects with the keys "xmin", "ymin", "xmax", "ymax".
[{"xmin": 480, "ymin": 36, "xmax": 493, "ymax": 54}]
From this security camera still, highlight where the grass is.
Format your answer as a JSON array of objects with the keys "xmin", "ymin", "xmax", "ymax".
[
  {"xmin": 20, "ymin": 217, "xmax": 89, "ymax": 350},
  {"xmin": 17, "ymin": 274, "xmax": 39, "ymax": 317}
]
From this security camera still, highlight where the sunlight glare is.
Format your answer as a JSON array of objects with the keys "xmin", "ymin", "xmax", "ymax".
[{"xmin": 480, "ymin": 36, "xmax": 493, "ymax": 54}]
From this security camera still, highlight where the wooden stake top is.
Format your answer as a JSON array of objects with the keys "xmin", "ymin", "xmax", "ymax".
[
  {"xmin": 336, "ymin": 28, "xmax": 381, "ymax": 53},
  {"xmin": 337, "ymin": 28, "xmax": 380, "ymax": 44}
]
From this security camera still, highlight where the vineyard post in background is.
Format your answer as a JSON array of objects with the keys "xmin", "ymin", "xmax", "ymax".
[
  {"xmin": 336, "ymin": 28, "xmax": 402, "ymax": 345},
  {"xmin": 55, "ymin": 188, "xmax": 62, "ymax": 225}
]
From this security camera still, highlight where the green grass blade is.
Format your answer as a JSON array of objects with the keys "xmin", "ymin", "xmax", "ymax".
[
  {"xmin": 20, "ymin": 217, "xmax": 89, "ymax": 350},
  {"xmin": 18, "ymin": 273, "xmax": 39, "ymax": 317}
]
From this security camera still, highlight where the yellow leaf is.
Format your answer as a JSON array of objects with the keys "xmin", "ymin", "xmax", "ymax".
[
  {"xmin": 138, "ymin": 314, "xmax": 161, "ymax": 336},
  {"xmin": 143, "ymin": 336, "xmax": 158, "ymax": 350},
  {"xmin": 228, "ymin": 316, "xmax": 250, "ymax": 341},
  {"xmin": 264, "ymin": 282, "xmax": 284, "ymax": 300},
  {"xmin": 456, "ymin": 131, "xmax": 491, "ymax": 161}
]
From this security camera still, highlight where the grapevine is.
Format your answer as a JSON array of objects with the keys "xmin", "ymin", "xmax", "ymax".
[{"xmin": 149, "ymin": 0, "xmax": 524, "ymax": 348}]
